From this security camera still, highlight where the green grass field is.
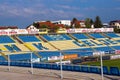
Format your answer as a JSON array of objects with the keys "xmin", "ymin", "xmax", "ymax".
[{"xmin": 80, "ymin": 59, "xmax": 120, "ymax": 69}]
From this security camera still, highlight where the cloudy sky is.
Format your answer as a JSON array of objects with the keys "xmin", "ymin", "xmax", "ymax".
[{"xmin": 0, "ymin": 0, "xmax": 120, "ymax": 28}]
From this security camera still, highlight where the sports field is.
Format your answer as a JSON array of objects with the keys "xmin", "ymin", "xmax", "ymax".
[{"xmin": 81, "ymin": 59, "xmax": 120, "ymax": 69}]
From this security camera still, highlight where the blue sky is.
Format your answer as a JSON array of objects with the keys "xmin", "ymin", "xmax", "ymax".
[{"xmin": 0, "ymin": 0, "xmax": 120, "ymax": 28}]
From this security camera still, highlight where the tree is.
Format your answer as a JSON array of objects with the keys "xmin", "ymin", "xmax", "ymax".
[
  {"xmin": 85, "ymin": 18, "xmax": 93, "ymax": 28},
  {"xmin": 114, "ymin": 27, "xmax": 120, "ymax": 33},
  {"xmin": 33, "ymin": 22, "xmax": 39, "ymax": 28},
  {"xmin": 71, "ymin": 18, "xmax": 81, "ymax": 28},
  {"xmin": 94, "ymin": 16, "xmax": 103, "ymax": 28}
]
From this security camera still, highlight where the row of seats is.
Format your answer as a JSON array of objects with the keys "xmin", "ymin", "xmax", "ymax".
[
  {"xmin": 0, "ymin": 62, "xmax": 119, "ymax": 76},
  {"xmin": 89, "ymin": 33, "xmax": 105, "ymax": 38},
  {"xmin": 18, "ymin": 35, "xmax": 41, "ymax": 42},
  {"xmin": 0, "ymin": 36, "xmax": 15, "ymax": 43},
  {"xmin": 105, "ymin": 33, "xmax": 120, "ymax": 38},
  {"xmin": 72, "ymin": 33, "xmax": 88, "ymax": 39},
  {"xmin": 0, "ymin": 33, "xmax": 119, "ymax": 43},
  {"xmin": 41, "ymin": 34, "xmax": 71, "ymax": 41}
]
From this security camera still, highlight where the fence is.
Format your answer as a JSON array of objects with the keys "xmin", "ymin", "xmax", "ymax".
[{"xmin": 0, "ymin": 61, "xmax": 119, "ymax": 76}]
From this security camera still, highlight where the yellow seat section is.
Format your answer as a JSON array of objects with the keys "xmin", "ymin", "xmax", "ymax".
[
  {"xmin": 0, "ymin": 45, "xmax": 8, "ymax": 51},
  {"xmin": 40, "ymin": 42, "xmax": 57, "ymax": 51},
  {"xmin": 49, "ymin": 40, "xmax": 86, "ymax": 50},
  {"xmin": 24, "ymin": 43, "xmax": 39, "ymax": 51},
  {"xmin": 15, "ymin": 43, "xmax": 30, "ymax": 51}
]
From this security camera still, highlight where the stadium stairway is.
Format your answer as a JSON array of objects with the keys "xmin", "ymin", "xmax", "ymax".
[
  {"xmin": 11, "ymin": 35, "xmax": 24, "ymax": 44},
  {"xmin": 100, "ymin": 33, "xmax": 111, "ymax": 39},
  {"xmin": 85, "ymin": 33, "xmax": 95, "ymax": 39},
  {"xmin": 24, "ymin": 43, "xmax": 42, "ymax": 58}
]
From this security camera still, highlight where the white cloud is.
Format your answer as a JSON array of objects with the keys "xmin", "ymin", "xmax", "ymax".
[
  {"xmin": 84, "ymin": 7, "xmax": 97, "ymax": 11},
  {"xmin": 115, "ymin": 7, "xmax": 120, "ymax": 10},
  {"xmin": 56, "ymin": 5, "xmax": 79, "ymax": 10},
  {"xmin": 0, "ymin": 1, "xmax": 84, "ymax": 20}
]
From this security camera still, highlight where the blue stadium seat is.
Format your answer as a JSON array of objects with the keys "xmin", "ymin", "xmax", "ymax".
[
  {"xmin": 4, "ymin": 44, "xmax": 21, "ymax": 52},
  {"xmin": 0, "ymin": 56, "xmax": 7, "ymax": 61},
  {"xmin": 89, "ymin": 33, "xmax": 105, "ymax": 38},
  {"xmin": 105, "ymin": 33, "xmax": 120, "ymax": 38},
  {"xmin": 33, "ymin": 43, "xmax": 48, "ymax": 50},
  {"xmin": 110, "ymin": 67, "xmax": 120, "ymax": 76},
  {"xmin": 112, "ymin": 46, "xmax": 120, "ymax": 50},
  {"xmin": 0, "ymin": 36, "xmax": 15, "ymax": 43},
  {"xmin": 105, "ymin": 39, "xmax": 118, "ymax": 44},
  {"xmin": 38, "ymin": 51, "xmax": 60, "ymax": 57},
  {"xmin": 98, "ymin": 39, "xmax": 110, "ymax": 45},
  {"xmin": 18, "ymin": 35, "xmax": 40, "ymax": 42},
  {"xmin": 73, "ymin": 65, "xmax": 81, "ymax": 72},
  {"xmin": 94, "ymin": 46, "xmax": 113, "ymax": 52},
  {"xmin": 72, "ymin": 34, "xmax": 88, "ymax": 39},
  {"xmin": 73, "ymin": 41, "xmax": 86, "ymax": 47},
  {"xmin": 62, "ymin": 65, "xmax": 73, "ymax": 71},
  {"xmin": 82, "ymin": 40, "xmax": 95, "ymax": 46},
  {"xmin": 9, "ymin": 53, "xmax": 38, "ymax": 61},
  {"xmin": 42, "ymin": 34, "xmax": 71, "ymax": 41},
  {"xmin": 51, "ymin": 64, "xmax": 60, "ymax": 70},
  {"xmin": 81, "ymin": 65, "xmax": 89, "ymax": 72},
  {"xmin": 89, "ymin": 66, "xmax": 100, "ymax": 73},
  {"xmin": 102, "ymin": 66, "xmax": 109, "ymax": 74}
]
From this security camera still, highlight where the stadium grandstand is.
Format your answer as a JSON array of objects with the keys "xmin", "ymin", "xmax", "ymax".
[
  {"xmin": 0, "ymin": 27, "xmax": 120, "ymax": 78},
  {"xmin": 0, "ymin": 28, "xmax": 120, "ymax": 61}
]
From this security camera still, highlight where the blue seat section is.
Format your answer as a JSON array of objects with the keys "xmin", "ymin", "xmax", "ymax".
[
  {"xmin": 73, "ymin": 65, "xmax": 81, "ymax": 72},
  {"xmin": 62, "ymin": 65, "xmax": 73, "ymax": 71},
  {"xmin": 0, "ymin": 62, "xmax": 120, "ymax": 76},
  {"xmin": 90, "ymin": 66, "xmax": 100, "ymax": 73},
  {"xmin": 33, "ymin": 43, "xmax": 48, "ymax": 50},
  {"xmin": 89, "ymin": 33, "xmax": 105, "ymax": 38},
  {"xmin": 105, "ymin": 39, "xmax": 118, "ymax": 44},
  {"xmin": 102, "ymin": 66, "xmax": 109, "ymax": 74},
  {"xmin": 82, "ymin": 40, "xmax": 95, "ymax": 46},
  {"xmin": 18, "ymin": 35, "xmax": 40, "ymax": 42},
  {"xmin": 0, "ymin": 36, "xmax": 15, "ymax": 43},
  {"xmin": 98, "ymin": 39, "xmax": 110, "ymax": 45},
  {"xmin": 81, "ymin": 65, "xmax": 89, "ymax": 72},
  {"xmin": 94, "ymin": 46, "xmax": 113, "ymax": 52},
  {"xmin": 4, "ymin": 44, "xmax": 21, "ymax": 51},
  {"xmin": 51, "ymin": 64, "xmax": 60, "ymax": 70},
  {"xmin": 112, "ymin": 46, "xmax": 120, "ymax": 50},
  {"xmin": 62, "ymin": 48, "xmax": 93, "ymax": 57},
  {"xmin": 105, "ymin": 33, "xmax": 120, "ymax": 38},
  {"xmin": 72, "ymin": 41, "xmax": 86, "ymax": 47},
  {"xmin": 42, "ymin": 34, "xmax": 71, "ymax": 41},
  {"xmin": 9, "ymin": 53, "xmax": 38, "ymax": 61},
  {"xmin": 0, "ymin": 56, "xmax": 7, "ymax": 61},
  {"xmin": 110, "ymin": 67, "xmax": 120, "ymax": 76},
  {"xmin": 72, "ymin": 34, "xmax": 88, "ymax": 39},
  {"xmin": 38, "ymin": 51, "xmax": 60, "ymax": 57}
]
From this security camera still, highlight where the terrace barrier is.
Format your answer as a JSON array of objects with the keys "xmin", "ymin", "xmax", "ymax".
[{"xmin": 0, "ymin": 61, "xmax": 119, "ymax": 76}]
